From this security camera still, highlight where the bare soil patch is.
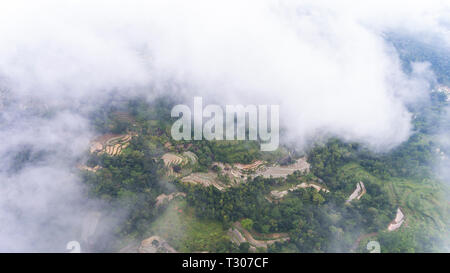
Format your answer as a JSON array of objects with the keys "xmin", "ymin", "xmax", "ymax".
[{"xmin": 346, "ymin": 181, "xmax": 366, "ymax": 203}]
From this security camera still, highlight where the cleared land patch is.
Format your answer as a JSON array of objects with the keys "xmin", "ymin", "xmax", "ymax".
[
  {"xmin": 251, "ymin": 157, "xmax": 310, "ymax": 178},
  {"xmin": 155, "ymin": 192, "xmax": 186, "ymax": 208},
  {"xmin": 346, "ymin": 181, "xmax": 366, "ymax": 203},
  {"xmin": 181, "ymin": 172, "xmax": 228, "ymax": 191},
  {"xmin": 162, "ymin": 153, "xmax": 189, "ymax": 177},
  {"xmin": 212, "ymin": 162, "xmax": 245, "ymax": 184},
  {"xmin": 147, "ymin": 199, "xmax": 229, "ymax": 252},
  {"xmin": 138, "ymin": 235, "xmax": 177, "ymax": 253}
]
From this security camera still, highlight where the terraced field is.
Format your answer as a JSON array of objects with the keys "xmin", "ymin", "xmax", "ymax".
[
  {"xmin": 385, "ymin": 177, "xmax": 448, "ymax": 230},
  {"xmin": 388, "ymin": 208, "xmax": 405, "ymax": 231},
  {"xmin": 270, "ymin": 182, "xmax": 329, "ymax": 200},
  {"xmin": 251, "ymin": 157, "xmax": 310, "ymax": 178},
  {"xmin": 147, "ymin": 199, "xmax": 229, "ymax": 252},
  {"xmin": 90, "ymin": 133, "xmax": 134, "ymax": 156},
  {"xmin": 234, "ymin": 160, "xmax": 266, "ymax": 173}
]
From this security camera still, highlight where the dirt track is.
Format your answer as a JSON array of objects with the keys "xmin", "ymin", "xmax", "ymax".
[
  {"xmin": 89, "ymin": 133, "xmax": 134, "ymax": 156},
  {"xmin": 155, "ymin": 192, "xmax": 186, "ymax": 207}
]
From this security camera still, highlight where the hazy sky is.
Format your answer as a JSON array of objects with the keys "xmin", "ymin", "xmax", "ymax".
[{"xmin": 0, "ymin": 0, "xmax": 449, "ymax": 251}]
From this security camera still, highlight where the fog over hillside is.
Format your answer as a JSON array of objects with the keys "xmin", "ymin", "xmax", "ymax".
[{"xmin": 0, "ymin": 0, "xmax": 448, "ymax": 251}]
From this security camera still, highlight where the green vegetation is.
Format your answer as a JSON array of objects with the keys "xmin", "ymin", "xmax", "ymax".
[{"xmin": 241, "ymin": 218, "xmax": 254, "ymax": 231}]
